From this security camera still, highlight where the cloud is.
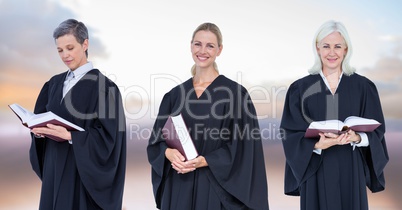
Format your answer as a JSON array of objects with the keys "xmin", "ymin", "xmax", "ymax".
[
  {"xmin": 0, "ymin": 0, "xmax": 108, "ymax": 109},
  {"xmin": 0, "ymin": 0, "xmax": 107, "ymax": 74},
  {"xmin": 362, "ymin": 37, "xmax": 402, "ymax": 91},
  {"xmin": 379, "ymin": 35, "xmax": 402, "ymax": 42},
  {"xmin": 359, "ymin": 40, "xmax": 402, "ymax": 118}
]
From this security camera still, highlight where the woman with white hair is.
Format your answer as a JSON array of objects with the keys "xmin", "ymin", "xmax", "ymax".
[{"xmin": 280, "ymin": 20, "xmax": 388, "ymax": 210}]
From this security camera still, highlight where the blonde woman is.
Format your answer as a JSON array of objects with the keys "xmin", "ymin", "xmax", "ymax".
[{"xmin": 147, "ymin": 22, "xmax": 269, "ymax": 210}]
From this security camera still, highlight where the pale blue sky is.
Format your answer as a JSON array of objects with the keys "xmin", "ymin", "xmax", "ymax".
[
  {"xmin": 52, "ymin": 0, "xmax": 402, "ymax": 83},
  {"xmin": 1, "ymin": 1, "xmax": 401, "ymax": 209},
  {"xmin": 1, "ymin": 0, "xmax": 401, "ymax": 118}
]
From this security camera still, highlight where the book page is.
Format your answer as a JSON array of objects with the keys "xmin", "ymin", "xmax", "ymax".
[
  {"xmin": 29, "ymin": 112, "xmax": 55, "ymax": 122},
  {"xmin": 309, "ymin": 119, "xmax": 344, "ymax": 131},
  {"xmin": 344, "ymin": 116, "xmax": 380, "ymax": 127},
  {"xmin": 28, "ymin": 111, "xmax": 84, "ymax": 131},
  {"xmin": 171, "ymin": 115, "xmax": 198, "ymax": 160},
  {"xmin": 9, "ymin": 103, "xmax": 84, "ymax": 131},
  {"xmin": 306, "ymin": 116, "xmax": 381, "ymax": 138},
  {"xmin": 9, "ymin": 103, "xmax": 34, "ymax": 123}
]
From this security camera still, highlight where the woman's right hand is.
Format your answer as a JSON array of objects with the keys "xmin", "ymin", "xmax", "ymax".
[
  {"xmin": 315, "ymin": 132, "xmax": 349, "ymax": 150},
  {"xmin": 165, "ymin": 148, "xmax": 195, "ymax": 174}
]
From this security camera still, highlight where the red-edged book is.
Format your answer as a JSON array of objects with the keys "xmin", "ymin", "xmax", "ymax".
[
  {"xmin": 162, "ymin": 114, "xmax": 198, "ymax": 160},
  {"xmin": 305, "ymin": 116, "xmax": 381, "ymax": 138},
  {"xmin": 8, "ymin": 103, "xmax": 84, "ymax": 141}
]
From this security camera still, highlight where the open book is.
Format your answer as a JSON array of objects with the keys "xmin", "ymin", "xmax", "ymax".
[
  {"xmin": 9, "ymin": 103, "xmax": 84, "ymax": 134},
  {"xmin": 162, "ymin": 114, "xmax": 198, "ymax": 160},
  {"xmin": 305, "ymin": 116, "xmax": 381, "ymax": 138}
]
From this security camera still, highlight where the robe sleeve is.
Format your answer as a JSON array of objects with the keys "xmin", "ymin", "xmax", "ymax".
[
  {"xmin": 147, "ymin": 92, "xmax": 171, "ymax": 208},
  {"xmin": 30, "ymin": 81, "xmax": 50, "ymax": 179},
  {"xmin": 204, "ymin": 85, "xmax": 269, "ymax": 210},
  {"xmin": 69, "ymin": 81, "xmax": 127, "ymax": 210},
  {"xmin": 359, "ymin": 79, "xmax": 388, "ymax": 192},
  {"xmin": 280, "ymin": 80, "xmax": 322, "ymax": 195}
]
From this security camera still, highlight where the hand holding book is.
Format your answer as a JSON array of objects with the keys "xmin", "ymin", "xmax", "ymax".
[
  {"xmin": 305, "ymin": 116, "xmax": 381, "ymax": 138},
  {"xmin": 31, "ymin": 124, "xmax": 73, "ymax": 142},
  {"xmin": 9, "ymin": 103, "xmax": 84, "ymax": 141},
  {"xmin": 162, "ymin": 114, "xmax": 198, "ymax": 161}
]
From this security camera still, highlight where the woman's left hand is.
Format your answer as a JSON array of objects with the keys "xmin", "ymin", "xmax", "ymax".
[
  {"xmin": 31, "ymin": 124, "xmax": 71, "ymax": 142},
  {"xmin": 346, "ymin": 129, "xmax": 361, "ymax": 144},
  {"xmin": 173, "ymin": 155, "xmax": 208, "ymax": 174},
  {"xmin": 186, "ymin": 156, "xmax": 208, "ymax": 169}
]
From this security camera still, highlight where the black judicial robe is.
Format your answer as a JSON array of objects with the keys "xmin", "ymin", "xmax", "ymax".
[
  {"xmin": 280, "ymin": 73, "xmax": 388, "ymax": 210},
  {"xmin": 147, "ymin": 75, "xmax": 269, "ymax": 210},
  {"xmin": 30, "ymin": 69, "xmax": 126, "ymax": 210}
]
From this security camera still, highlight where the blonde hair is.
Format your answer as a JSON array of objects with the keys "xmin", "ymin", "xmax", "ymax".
[
  {"xmin": 309, "ymin": 20, "xmax": 356, "ymax": 76},
  {"xmin": 190, "ymin": 22, "xmax": 223, "ymax": 76}
]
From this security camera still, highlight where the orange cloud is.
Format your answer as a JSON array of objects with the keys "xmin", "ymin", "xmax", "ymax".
[{"xmin": 0, "ymin": 68, "xmax": 51, "ymax": 110}]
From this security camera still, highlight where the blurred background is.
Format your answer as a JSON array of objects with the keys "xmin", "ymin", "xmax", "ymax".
[{"xmin": 1, "ymin": 0, "xmax": 401, "ymax": 209}]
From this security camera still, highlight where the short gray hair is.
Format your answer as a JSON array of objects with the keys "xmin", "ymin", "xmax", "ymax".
[
  {"xmin": 309, "ymin": 20, "xmax": 355, "ymax": 76},
  {"xmin": 53, "ymin": 19, "xmax": 89, "ymax": 57}
]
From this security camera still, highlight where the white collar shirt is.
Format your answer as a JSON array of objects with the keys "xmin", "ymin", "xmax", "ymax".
[{"xmin": 62, "ymin": 62, "xmax": 93, "ymax": 98}]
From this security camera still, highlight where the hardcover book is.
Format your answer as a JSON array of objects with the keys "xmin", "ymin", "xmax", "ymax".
[
  {"xmin": 162, "ymin": 114, "xmax": 198, "ymax": 160},
  {"xmin": 9, "ymin": 103, "xmax": 84, "ymax": 140},
  {"xmin": 305, "ymin": 116, "xmax": 381, "ymax": 138}
]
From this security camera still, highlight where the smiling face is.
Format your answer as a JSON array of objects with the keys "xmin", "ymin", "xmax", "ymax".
[
  {"xmin": 56, "ymin": 34, "xmax": 88, "ymax": 71},
  {"xmin": 317, "ymin": 32, "xmax": 347, "ymax": 72},
  {"xmin": 191, "ymin": 30, "xmax": 222, "ymax": 71}
]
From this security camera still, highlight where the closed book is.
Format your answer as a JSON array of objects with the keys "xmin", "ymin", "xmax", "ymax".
[
  {"xmin": 8, "ymin": 103, "xmax": 84, "ymax": 141},
  {"xmin": 162, "ymin": 114, "xmax": 198, "ymax": 160},
  {"xmin": 305, "ymin": 116, "xmax": 381, "ymax": 138}
]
